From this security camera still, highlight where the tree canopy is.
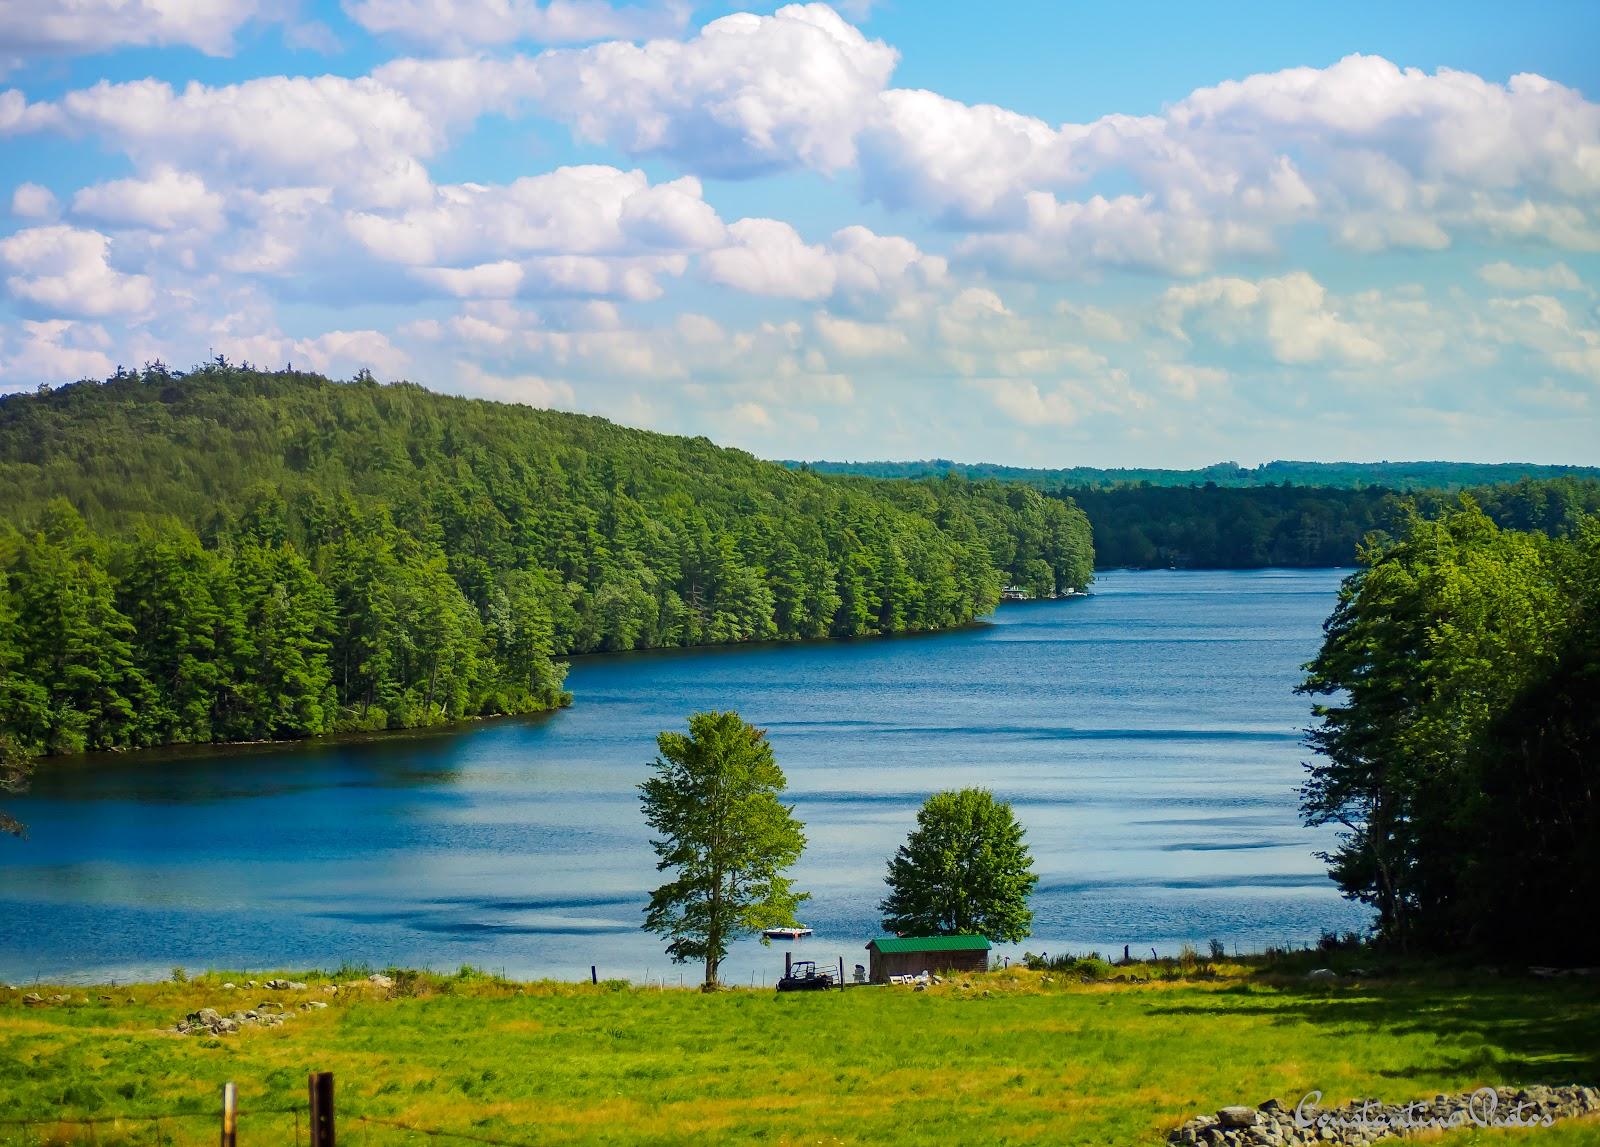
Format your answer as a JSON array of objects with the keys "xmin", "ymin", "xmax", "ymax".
[
  {"xmin": 1299, "ymin": 501, "xmax": 1600, "ymax": 959},
  {"xmin": 0, "ymin": 365, "xmax": 1094, "ymax": 759},
  {"xmin": 1064, "ymin": 478, "xmax": 1600, "ymax": 569},
  {"xmin": 879, "ymin": 788, "xmax": 1038, "ymax": 943},
  {"xmin": 639, "ymin": 711, "xmax": 808, "ymax": 986}
]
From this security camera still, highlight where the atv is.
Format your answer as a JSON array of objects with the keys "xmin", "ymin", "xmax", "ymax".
[{"xmin": 776, "ymin": 959, "xmax": 835, "ymax": 992}]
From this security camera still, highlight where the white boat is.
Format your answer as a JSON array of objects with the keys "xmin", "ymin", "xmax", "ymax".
[{"xmin": 762, "ymin": 925, "xmax": 814, "ymax": 940}]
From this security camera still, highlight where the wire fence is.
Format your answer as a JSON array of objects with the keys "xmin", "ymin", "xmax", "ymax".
[{"xmin": 0, "ymin": 1079, "xmax": 548, "ymax": 1147}]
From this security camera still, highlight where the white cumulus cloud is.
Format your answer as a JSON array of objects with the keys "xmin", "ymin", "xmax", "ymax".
[
  {"xmin": 0, "ymin": 225, "xmax": 155, "ymax": 316},
  {"xmin": 344, "ymin": 0, "xmax": 690, "ymax": 51}
]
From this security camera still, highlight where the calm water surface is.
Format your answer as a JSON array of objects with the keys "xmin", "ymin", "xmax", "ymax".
[{"xmin": 0, "ymin": 569, "xmax": 1369, "ymax": 984}]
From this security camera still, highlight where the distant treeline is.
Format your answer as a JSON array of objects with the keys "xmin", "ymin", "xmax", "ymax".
[
  {"xmin": 1066, "ymin": 478, "xmax": 1600, "ymax": 568},
  {"xmin": 790, "ymin": 458, "xmax": 1600, "ymax": 491},
  {"xmin": 1301, "ymin": 504, "xmax": 1600, "ymax": 960},
  {"xmin": 0, "ymin": 367, "xmax": 1092, "ymax": 757}
]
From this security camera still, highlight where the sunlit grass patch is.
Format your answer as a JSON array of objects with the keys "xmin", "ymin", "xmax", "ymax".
[{"xmin": 2, "ymin": 968, "xmax": 1598, "ymax": 1145}]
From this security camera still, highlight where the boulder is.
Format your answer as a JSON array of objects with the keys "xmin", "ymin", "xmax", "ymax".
[
  {"xmin": 368, "ymin": 973, "xmax": 394, "ymax": 988},
  {"xmin": 1218, "ymin": 1106, "xmax": 1258, "ymax": 1128},
  {"xmin": 265, "ymin": 979, "xmax": 292, "ymax": 991},
  {"xmin": 21, "ymin": 992, "xmax": 43, "ymax": 1006},
  {"xmin": 1305, "ymin": 968, "xmax": 1338, "ymax": 982}
]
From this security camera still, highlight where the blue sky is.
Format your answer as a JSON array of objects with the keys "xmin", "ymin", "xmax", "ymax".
[{"xmin": 2, "ymin": 1, "xmax": 1598, "ymax": 466}]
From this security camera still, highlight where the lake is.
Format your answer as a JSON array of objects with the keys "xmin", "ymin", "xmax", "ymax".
[{"xmin": 0, "ymin": 568, "xmax": 1369, "ymax": 985}]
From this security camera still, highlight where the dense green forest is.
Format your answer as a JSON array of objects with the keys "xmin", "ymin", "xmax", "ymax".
[
  {"xmin": 1299, "ymin": 504, "xmax": 1599, "ymax": 960},
  {"xmin": 1067, "ymin": 478, "xmax": 1600, "ymax": 568},
  {"xmin": 0, "ymin": 366, "xmax": 1092, "ymax": 759},
  {"xmin": 791, "ymin": 457, "xmax": 1600, "ymax": 491}
]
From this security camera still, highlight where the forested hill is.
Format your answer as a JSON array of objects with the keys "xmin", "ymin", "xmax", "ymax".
[
  {"xmin": 789, "ymin": 458, "xmax": 1600, "ymax": 491},
  {"xmin": 0, "ymin": 367, "xmax": 1091, "ymax": 757}
]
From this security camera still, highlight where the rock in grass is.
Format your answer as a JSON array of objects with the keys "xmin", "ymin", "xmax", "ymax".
[
  {"xmin": 369, "ymin": 973, "xmax": 395, "ymax": 988},
  {"xmin": 1218, "ymin": 1105, "xmax": 1258, "ymax": 1127},
  {"xmin": 1305, "ymin": 968, "xmax": 1338, "ymax": 982}
]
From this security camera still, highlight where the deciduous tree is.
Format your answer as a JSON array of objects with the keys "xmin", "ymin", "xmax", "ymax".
[
  {"xmin": 640, "ymin": 711, "xmax": 808, "ymax": 987},
  {"xmin": 880, "ymin": 788, "xmax": 1037, "ymax": 943}
]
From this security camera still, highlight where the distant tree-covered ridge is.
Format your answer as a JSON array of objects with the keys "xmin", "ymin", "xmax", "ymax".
[
  {"xmin": 789, "ymin": 457, "xmax": 1600, "ymax": 491},
  {"xmin": 1067, "ymin": 479, "xmax": 1600, "ymax": 569},
  {"xmin": 0, "ymin": 366, "xmax": 1092, "ymax": 758}
]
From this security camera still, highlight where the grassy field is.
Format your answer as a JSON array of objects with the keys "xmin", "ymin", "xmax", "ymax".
[{"xmin": 4, "ymin": 964, "xmax": 1600, "ymax": 1146}]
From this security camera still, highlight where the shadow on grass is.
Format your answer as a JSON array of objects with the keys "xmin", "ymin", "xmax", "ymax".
[{"xmin": 1144, "ymin": 979, "xmax": 1600, "ymax": 1086}]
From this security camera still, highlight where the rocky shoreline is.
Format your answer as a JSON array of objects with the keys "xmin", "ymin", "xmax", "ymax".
[{"xmin": 1168, "ymin": 1085, "xmax": 1599, "ymax": 1145}]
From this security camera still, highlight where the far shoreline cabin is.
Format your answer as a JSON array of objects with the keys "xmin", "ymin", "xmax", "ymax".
[{"xmin": 866, "ymin": 935, "xmax": 990, "ymax": 983}]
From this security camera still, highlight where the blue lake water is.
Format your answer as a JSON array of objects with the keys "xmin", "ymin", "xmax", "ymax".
[{"xmin": 0, "ymin": 568, "xmax": 1369, "ymax": 985}]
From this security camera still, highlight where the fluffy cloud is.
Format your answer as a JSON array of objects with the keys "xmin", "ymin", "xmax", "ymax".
[
  {"xmin": 10, "ymin": 182, "xmax": 57, "ymax": 219},
  {"xmin": 1486, "ymin": 294, "xmax": 1600, "ymax": 384},
  {"xmin": 528, "ymin": 4, "xmax": 898, "ymax": 176},
  {"xmin": 1155, "ymin": 362, "xmax": 1229, "ymax": 399},
  {"xmin": 1476, "ymin": 261, "xmax": 1585, "ymax": 292},
  {"xmin": 0, "ymin": 319, "xmax": 115, "ymax": 383},
  {"xmin": 978, "ymin": 378, "xmax": 1080, "ymax": 428},
  {"xmin": 25, "ymin": 74, "xmax": 446, "ymax": 208},
  {"xmin": 814, "ymin": 313, "xmax": 909, "ymax": 358},
  {"xmin": 0, "ymin": 0, "xmax": 264, "ymax": 66},
  {"xmin": 0, "ymin": 225, "xmax": 155, "ymax": 316},
  {"xmin": 499, "ymin": 15, "xmax": 1600, "ymax": 270},
  {"xmin": 346, "ymin": 167, "xmax": 723, "ymax": 266},
  {"xmin": 72, "ymin": 168, "xmax": 225, "ymax": 232},
  {"xmin": 859, "ymin": 88, "xmax": 1062, "ymax": 223},
  {"xmin": 703, "ymin": 219, "xmax": 840, "ymax": 299},
  {"xmin": 704, "ymin": 220, "xmax": 943, "ymax": 301},
  {"xmin": 217, "ymin": 328, "xmax": 411, "ymax": 378},
  {"xmin": 446, "ymin": 360, "xmax": 577, "ymax": 407},
  {"xmin": 345, "ymin": 0, "xmax": 689, "ymax": 50},
  {"xmin": 1162, "ymin": 272, "xmax": 1386, "ymax": 366}
]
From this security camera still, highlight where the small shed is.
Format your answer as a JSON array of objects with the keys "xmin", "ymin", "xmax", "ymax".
[{"xmin": 866, "ymin": 935, "xmax": 990, "ymax": 982}]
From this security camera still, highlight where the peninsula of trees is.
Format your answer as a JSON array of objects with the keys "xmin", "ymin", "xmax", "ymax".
[{"xmin": 0, "ymin": 365, "xmax": 1093, "ymax": 758}]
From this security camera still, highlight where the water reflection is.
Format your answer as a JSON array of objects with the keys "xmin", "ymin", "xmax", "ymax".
[{"xmin": 0, "ymin": 568, "xmax": 1370, "ymax": 983}]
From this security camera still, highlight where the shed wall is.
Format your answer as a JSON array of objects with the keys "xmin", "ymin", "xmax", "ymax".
[{"xmin": 869, "ymin": 947, "xmax": 988, "ymax": 983}]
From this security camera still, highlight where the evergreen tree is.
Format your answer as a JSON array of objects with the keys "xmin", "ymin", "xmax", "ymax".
[{"xmin": 9, "ymin": 502, "xmax": 150, "ymax": 753}]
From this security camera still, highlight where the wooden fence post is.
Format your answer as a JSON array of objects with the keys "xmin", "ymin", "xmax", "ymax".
[
  {"xmin": 308, "ymin": 1071, "xmax": 335, "ymax": 1147},
  {"xmin": 784, "ymin": 951, "xmax": 791, "ymax": 978},
  {"xmin": 838, "ymin": 957, "xmax": 845, "ymax": 991},
  {"xmin": 590, "ymin": 965, "xmax": 597, "ymax": 984},
  {"xmin": 219, "ymin": 1081, "xmax": 237, "ymax": 1147}
]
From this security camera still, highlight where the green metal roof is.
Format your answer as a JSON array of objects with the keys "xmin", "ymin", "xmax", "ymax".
[{"xmin": 867, "ymin": 935, "xmax": 991, "ymax": 953}]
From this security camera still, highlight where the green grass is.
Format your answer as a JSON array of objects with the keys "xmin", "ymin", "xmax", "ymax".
[{"xmin": 3, "ymin": 966, "xmax": 1599, "ymax": 1146}]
